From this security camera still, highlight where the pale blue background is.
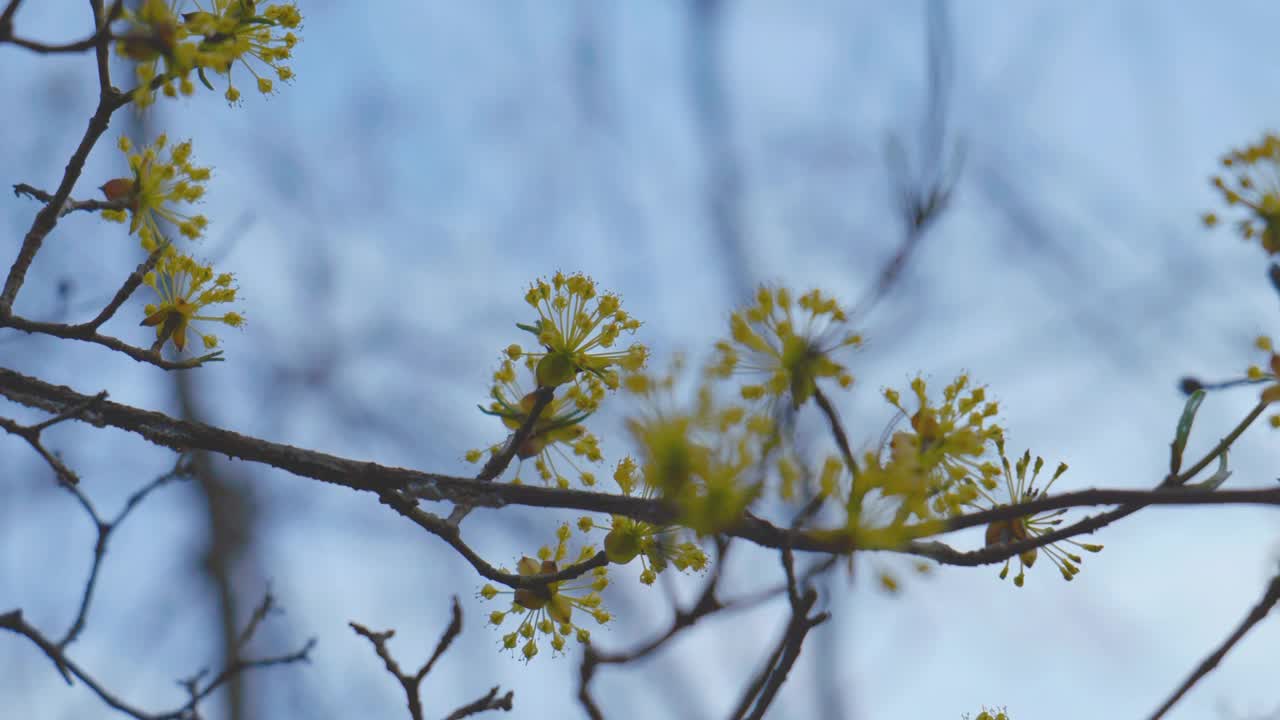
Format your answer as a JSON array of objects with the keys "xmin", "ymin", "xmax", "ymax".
[{"xmin": 2, "ymin": 2, "xmax": 1279, "ymax": 719}]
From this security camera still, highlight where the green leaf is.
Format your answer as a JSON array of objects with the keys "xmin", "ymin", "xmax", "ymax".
[
  {"xmin": 1169, "ymin": 389, "xmax": 1205, "ymax": 475},
  {"xmin": 1186, "ymin": 449, "xmax": 1230, "ymax": 490}
]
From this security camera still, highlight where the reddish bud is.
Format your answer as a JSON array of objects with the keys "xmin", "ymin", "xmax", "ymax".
[{"xmin": 99, "ymin": 178, "xmax": 135, "ymax": 203}]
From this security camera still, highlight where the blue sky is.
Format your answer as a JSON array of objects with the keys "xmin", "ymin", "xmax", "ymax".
[{"xmin": 3, "ymin": 2, "xmax": 1280, "ymax": 719}]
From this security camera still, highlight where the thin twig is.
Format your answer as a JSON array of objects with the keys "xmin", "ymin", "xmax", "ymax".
[
  {"xmin": 0, "ymin": 0, "xmax": 120, "ymax": 53},
  {"xmin": 0, "ymin": 0, "xmax": 25, "ymax": 34},
  {"xmin": 729, "ymin": 539, "xmax": 830, "ymax": 720},
  {"xmin": 5, "ymin": 185, "xmax": 165, "ymax": 333},
  {"xmin": 0, "ymin": 0, "xmax": 126, "ymax": 317},
  {"xmin": 379, "ymin": 489, "xmax": 609, "ymax": 589},
  {"xmin": 1, "ymin": 314, "xmax": 224, "ymax": 369},
  {"xmin": 12, "ymin": 183, "xmax": 128, "ymax": 216},
  {"xmin": 59, "ymin": 459, "xmax": 194, "ymax": 649},
  {"xmin": 744, "ymin": 592, "xmax": 826, "ymax": 720},
  {"xmin": 0, "ymin": 391, "xmax": 107, "ymax": 484},
  {"xmin": 351, "ymin": 598, "xmax": 513, "ymax": 720},
  {"xmin": 0, "ymin": 415, "xmax": 80, "ymax": 483},
  {"xmin": 234, "ymin": 589, "xmax": 279, "ymax": 652},
  {"xmin": 449, "ymin": 385, "xmax": 555, "ymax": 525},
  {"xmin": 80, "ymin": 241, "xmax": 170, "ymax": 331},
  {"xmin": 441, "ymin": 687, "xmax": 514, "ymax": 720},
  {"xmin": 1149, "ymin": 573, "xmax": 1280, "ymax": 720},
  {"xmin": 813, "ymin": 386, "xmax": 858, "ymax": 480},
  {"xmin": 728, "ymin": 585, "xmax": 827, "ymax": 720},
  {"xmin": 1, "ymin": 604, "xmax": 312, "ymax": 720},
  {"xmin": 5, "ymin": 366, "xmax": 1280, "ymax": 568}
]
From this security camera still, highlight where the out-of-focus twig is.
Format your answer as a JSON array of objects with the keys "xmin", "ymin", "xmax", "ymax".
[
  {"xmin": 58, "ymin": 456, "xmax": 195, "ymax": 650},
  {"xmin": 728, "ymin": 543, "xmax": 829, "ymax": 720},
  {"xmin": 0, "ymin": 390, "xmax": 108, "ymax": 483},
  {"xmin": 351, "ymin": 598, "xmax": 513, "ymax": 720},
  {"xmin": 856, "ymin": 0, "xmax": 963, "ymax": 318},
  {"xmin": 448, "ymin": 385, "xmax": 555, "ymax": 526},
  {"xmin": 0, "ymin": 587, "xmax": 314, "ymax": 720},
  {"xmin": 1149, "ymin": 572, "xmax": 1280, "ymax": 720}
]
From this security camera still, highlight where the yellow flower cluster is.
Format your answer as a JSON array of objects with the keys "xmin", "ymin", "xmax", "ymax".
[
  {"xmin": 470, "ymin": 273, "xmax": 648, "ymax": 487},
  {"xmin": 479, "ymin": 525, "xmax": 610, "ymax": 661},
  {"xmin": 101, "ymin": 135, "xmax": 210, "ymax": 251},
  {"xmin": 518, "ymin": 271, "xmax": 647, "ymax": 389},
  {"xmin": 141, "ymin": 251, "xmax": 242, "ymax": 352},
  {"xmin": 467, "ymin": 358, "xmax": 604, "ymax": 488},
  {"xmin": 1248, "ymin": 335, "xmax": 1280, "ymax": 428},
  {"xmin": 709, "ymin": 286, "xmax": 862, "ymax": 409},
  {"xmin": 623, "ymin": 362, "xmax": 774, "ymax": 535},
  {"xmin": 964, "ymin": 441, "xmax": 1102, "ymax": 586},
  {"xmin": 100, "ymin": 135, "xmax": 243, "ymax": 354},
  {"xmin": 115, "ymin": 0, "xmax": 301, "ymax": 106},
  {"xmin": 1203, "ymin": 132, "xmax": 1280, "ymax": 255},
  {"xmin": 578, "ymin": 457, "xmax": 709, "ymax": 586},
  {"xmin": 856, "ymin": 374, "xmax": 1003, "ymax": 525}
]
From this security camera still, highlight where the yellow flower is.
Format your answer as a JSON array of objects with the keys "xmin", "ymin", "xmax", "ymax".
[
  {"xmin": 1248, "ymin": 335, "xmax": 1280, "ymax": 428},
  {"xmin": 964, "ymin": 442, "xmax": 1102, "ymax": 587},
  {"xmin": 469, "ymin": 357, "xmax": 604, "ymax": 488},
  {"xmin": 112, "ymin": 0, "xmax": 301, "ymax": 106},
  {"xmin": 518, "ymin": 272, "xmax": 647, "ymax": 389},
  {"xmin": 102, "ymin": 135, "xmax": 210, "ymax": 251},
  {"xmin": 141, "ymin": 251, "xmax": 242, "ymax": 352},
  {"xmin": 182, "ymin": 1, "xmax": 302, "ymax": 103},
  {"xmin": 579, "ymin": 457, "xmax": 709, "ymax": 586},
  {"xmin": 113, "ymin": 0, "xmax": 200, "ymax": 107},
  {"xmin": 1206, "ymin": 133, "xmax": 1280, "ymax": 255},
  {"xmin": 710, "ymin": 286, "xmax": 862, "ymax": 409},
  {"xmin": 860, "ymin": 374, "xmax": 1003, "ymax": 523},
  {"xmin": 623, "ymin": 362, "xmax": 771, "ymax": 535},
  {"xmin": 479, "ymin": 524, "xmax": 610, "ymax": 660}
]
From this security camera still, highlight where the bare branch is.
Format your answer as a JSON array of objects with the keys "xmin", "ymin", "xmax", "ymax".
[
  {"xmin": 77, "ymin": 240, "xmax": 173, "ymax": 333},
  {"xmin": 12, "ymin": 183, "xmax": 129, "ymax": 216},
  {"xmin": 855, "ymin": 0, "xmax": 962, "ymax": 317},
  {"xmin": 1, "ymin": 599, "xmax": 311, "ymax": 720},
  {"xmin": 0, "ymin": 0, "xmax": 128, "ymax": 316},
  {"xmin": 0, "ymin": 609, "xmax": 74, "ymax": 684},
  {"xmin": 234, "ymin": 588, "xmax": 280, "ymax": 652},
  {"xmin": 1, "ymin": 314, "xmax": 224, "ymax": 370},
  {"xmin": 5, "ymin": 366, "xmax": 1280, "ymax": 574},
  {"xmin": 0, "ymin": 0, "xmax": 120, "ymax": 53},
  {"xmin": 380, "ymin": 489, "xmax": 609, "ymax": 590},
  {"xmin": 728, "ymin": 584, "xmax": 827, "ymax": 720},
  {"xmin": 449, "ymin": 385, "xmax": 555, "ymax": 526},
  {"xmin": 730, "ymin": 533, "xmax": 830, "ymax": 720},
  {"xmin": 0, "ymin": 415, "xmax": 81, "ymax": 483},
  {"xmin": 441, "ymin": 686, "xmax": 514, "ymax": 720},
  {"xmin": 351, "ymin": 598, "xmax": 513, "ymax": 720},
  {"xmin": 59, "ymin": 457, "xmax": 195, "ymax": 649},
  {"xmin": 0, "ymin": 391, "xmax": 107, "ymax": 483},
  {"xmin": 812, "ymin": 387, "xmax": 858, "ymax": 480},
  {"xmin": 578, "ymin": 543, "xmax": 840, "ymax": 719},
  {"xmin": 1149, "ymin": 573, "xmax": 1280, "ymax": 720},
  {"xmin": 176, "ymin": 638, "xmax": 316, "ymax": 719}
]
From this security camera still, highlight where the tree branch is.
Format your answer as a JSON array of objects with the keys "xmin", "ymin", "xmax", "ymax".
[
  {"xmin": 5, "ymin": 366, "xmax": 1280, "ymax": 573},
  {"xmin": 351, "ymin": 598, "xmax": 513, "ymax": 720},
  {"xmin": 0, "ymin": 0, "xmax": 126, "ymax": 317},
  {"xmin": 1148, "ymin": 572, "xmax": 1280, "ymax": 720}
]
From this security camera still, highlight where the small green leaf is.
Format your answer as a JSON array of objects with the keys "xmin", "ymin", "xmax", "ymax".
[
  {"xmin": 1187, "ymin": 450, "xmax": 1231, "ymax": 490},
  {"xmin": 1169, "ymin": 389, "xmax": 1205, "ymax": 475}
]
